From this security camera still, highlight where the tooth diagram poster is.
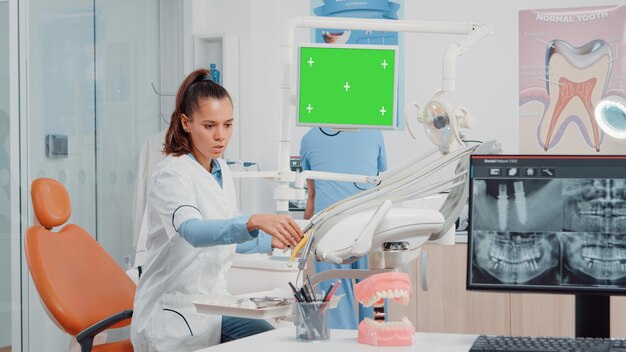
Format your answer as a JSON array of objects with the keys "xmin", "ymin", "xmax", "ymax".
[{"xmin": 519, "ymin": 5, "xmax": 626, "ymax": 154}]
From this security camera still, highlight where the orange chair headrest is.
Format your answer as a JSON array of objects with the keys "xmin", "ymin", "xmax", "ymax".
[{"xmin": 31, "ymin": 178, "xmax": 71, "ymax": 229}]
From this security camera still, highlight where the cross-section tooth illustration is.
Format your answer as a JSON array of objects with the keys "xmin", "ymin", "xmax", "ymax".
[{"xmin": 540, "ymin": 39, "xmax": 613, "ymax": 151}]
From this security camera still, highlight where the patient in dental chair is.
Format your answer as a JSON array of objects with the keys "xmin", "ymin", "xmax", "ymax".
[{"xmin": 299, "ymin": 127, "xmax": 387, "ymax": 329}]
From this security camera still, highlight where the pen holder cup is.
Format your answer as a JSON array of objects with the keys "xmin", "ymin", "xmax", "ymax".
[{"xmin": 293, "ymin": 301, "xmax": 331, "ymax": 341}]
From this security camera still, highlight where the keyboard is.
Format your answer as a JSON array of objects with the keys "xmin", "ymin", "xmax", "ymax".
[{"xmin": 470, "ymin": 335, "xmax": 626, "ymax": 351}]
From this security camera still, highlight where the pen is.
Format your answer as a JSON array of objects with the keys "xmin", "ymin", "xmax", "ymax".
[
  {"xmin": 321, "ymin": 282, "xmax": 335, "ymax": 302},
  {"xmin": 322, "ymin": 280, "xmax": 341, "ymax": 303},
  {"xmin": 306, "ymin": 274, "xmax": 316, "ymax": 302},
  {"xmin": 289, "ymin": 281, "xmax": 305, "ymax": 302},
  {"xmin": 300, "ymin": 287, "xmax": 313, "ymax": 303}
]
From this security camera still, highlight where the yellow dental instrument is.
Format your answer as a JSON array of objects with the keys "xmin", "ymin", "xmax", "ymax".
[{"xmin": 288, "ymin": 231, "xmax": 311, "ymax": 267}]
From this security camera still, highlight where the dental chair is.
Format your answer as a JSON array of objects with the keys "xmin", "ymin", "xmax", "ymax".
[
  {"xmin": 25, "ymin": 178, "xmax": 135, "ymax": 352},
  {"xmin": 300, "ymin": 141, "xmax": 499, "ymax": 280}
]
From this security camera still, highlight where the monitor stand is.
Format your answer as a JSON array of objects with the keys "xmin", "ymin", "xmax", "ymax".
[{"xmin": 575, "ymin": 294, "xmax": 610, "ymax": 338}]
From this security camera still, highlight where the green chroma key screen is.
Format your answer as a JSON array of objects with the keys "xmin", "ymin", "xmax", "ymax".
[{"xmin": 297, "ymin": 44, "xmax": 398, "ymax": 129}]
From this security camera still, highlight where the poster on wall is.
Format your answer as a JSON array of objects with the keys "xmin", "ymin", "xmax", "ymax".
[
  {"xmin": 311, "ymin": 0, "xmax": 400, "ymax": 45},
  {"xmin": 309, "ymin": 0, "xmax": 404, "ymax": 129},
  {"xmin": 519, "ymin": 5, "xmax": 626, "ymax": 154}
]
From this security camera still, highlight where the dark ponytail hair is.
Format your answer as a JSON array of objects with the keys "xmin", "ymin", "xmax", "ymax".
[{"xmin": 163, "ymin": 68, "xmax": 232, "ymax": 156}]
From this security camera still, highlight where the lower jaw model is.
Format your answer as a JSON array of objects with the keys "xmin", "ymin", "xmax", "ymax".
[
  {"xmin": 540, "ymin": 39, "xmax": 612, "ymax": 151},
  {"xmin": 354, "ymin": 272, "xmax": 414, "ymax": 346}
]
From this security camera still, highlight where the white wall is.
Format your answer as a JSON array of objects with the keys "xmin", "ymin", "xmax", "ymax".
[{"xmin": 191, "ymin": 0, "xmax": 613, "ymax": 214}]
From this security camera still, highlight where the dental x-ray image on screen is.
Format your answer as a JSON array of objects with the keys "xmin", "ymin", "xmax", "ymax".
[
  {"xmin": 562, "ymin": 179, "xmax": 626, "ymax": 233},
  {"xmin": 468, "ymin": 155, "xmax": 626, "ymax": 294},
  {"xmin": 471, "ymin": 179, "xmax": 562, "ymax": 232},
  {"xmin": 561, "ymin": 232, "xmax": 626, "ymax": 287},
  {"xmin": 471, "ymin": 231, "xmax": 560, "ymax": 285}
]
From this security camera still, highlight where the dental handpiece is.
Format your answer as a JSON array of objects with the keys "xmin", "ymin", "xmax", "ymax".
[
  {"xmin": 297, "ymin": 222, "xmax": 315, "ymax": 271},
  {"xmin": 497, "ymin": 184, "xmax": 508, "ymax": 231},
  {"xmin": 514, "ymin": 181, "xmax": 527, "ymax": 225}
]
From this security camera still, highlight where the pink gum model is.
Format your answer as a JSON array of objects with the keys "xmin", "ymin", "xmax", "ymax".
[{"xmin": 354, "ymin": 272, "xmax": 415, "ymax": 346}]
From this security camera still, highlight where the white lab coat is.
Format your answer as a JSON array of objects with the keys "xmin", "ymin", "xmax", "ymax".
[
  {"xmin": 132, "ymin": 130, "xmax": 166, "ymax": 268},
  {"xmin": 130, "ymin": 155, "xmax": 239, "ymax": 352}
]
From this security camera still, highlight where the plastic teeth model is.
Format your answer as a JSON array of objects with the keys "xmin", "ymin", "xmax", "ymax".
[{"xmin": 354, "ymin": 272, "xmax": 415, "ymax": 346}]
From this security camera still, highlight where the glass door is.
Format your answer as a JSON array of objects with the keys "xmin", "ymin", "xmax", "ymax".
[
  {"xmin": 20, "ymin": 0, "xmax": 160, "ymax": 349},
  {"xmin": 0, "ymin": 1, "xmax": 13, "ymax": 350}
]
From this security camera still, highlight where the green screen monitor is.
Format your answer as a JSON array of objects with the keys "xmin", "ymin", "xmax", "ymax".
[{"xmin": 296, "ymin": 43, "xmax": 399, "ymax": 130}]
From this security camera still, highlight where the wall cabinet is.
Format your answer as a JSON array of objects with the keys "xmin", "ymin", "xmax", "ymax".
[{"xmin": 389, "ymin": 243, "xmax": 626, "ymax": 338}]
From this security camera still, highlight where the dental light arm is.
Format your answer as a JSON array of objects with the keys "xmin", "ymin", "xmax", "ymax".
[
  {"xmin": 442, "ymin": 24, "xmax": 493, "ymax": 92},
  {"xmin": 294, "ymin": 170, "xmax": 381, "ymax": 189},
  {"xmin": 297, "ymin": 141, "xmax": 499, "ymax": 273}
]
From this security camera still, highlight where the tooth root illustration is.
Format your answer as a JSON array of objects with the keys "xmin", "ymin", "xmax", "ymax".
[{"xmin": 540, "ymin": 39, "xmax": 613, "ymax": 152}]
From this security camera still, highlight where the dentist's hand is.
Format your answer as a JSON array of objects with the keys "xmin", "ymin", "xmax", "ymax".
[{"xmin": 247, "ymin": 214, "xmax": 303, "ymax": 249}]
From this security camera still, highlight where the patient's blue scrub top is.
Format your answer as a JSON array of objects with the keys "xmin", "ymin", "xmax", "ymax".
[
  {"xmin": 300, "ymin": 128, "xmax": 387, "ymax": 330},
  {"xmin": 300, "ymin": 128, "xmax": 387, "ymax": 213}
]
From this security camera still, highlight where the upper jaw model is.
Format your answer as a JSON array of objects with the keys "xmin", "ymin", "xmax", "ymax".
[
  {"xmin": 354, "ymin": 272, "xmax": 415, "ymax": 346},
  {"xmin": 540, "ymin": 39, "xmax": 613, "ymax": 152}
]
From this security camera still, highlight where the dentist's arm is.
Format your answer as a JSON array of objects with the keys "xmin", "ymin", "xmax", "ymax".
[
  {"xmin": 235, "ymin": 232, "xmax": 272, "ymax": 254},
  {"xmin": 178, "ymin": 215, "xmax": 259, "ymax": 247},
  {"xmin": 247, "ymin": 214, "xmax": 303, "ymax": 249}
]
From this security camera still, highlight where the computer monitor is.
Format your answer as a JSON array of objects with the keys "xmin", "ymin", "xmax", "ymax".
[
  {"xmin": 296, "ymin": 43, "xmax": 399, "ymax": 130},
  {"xmin": 467, "ymin": 155, "xmax": 626, "ymax": 338}
]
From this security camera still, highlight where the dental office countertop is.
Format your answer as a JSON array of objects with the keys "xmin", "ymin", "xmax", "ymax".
[{"xmin": 195, "ymin": 328, "xmax": 478, "ymax": 351}]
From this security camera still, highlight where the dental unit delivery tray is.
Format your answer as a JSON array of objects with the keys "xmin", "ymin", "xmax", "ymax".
[
  {"xmin": 194, "ymin": 288, "xmax": 342, "ymax": 321},
  {"xmin": 194, "ymin": 289, "xmax": 295, "ymax": 320}
]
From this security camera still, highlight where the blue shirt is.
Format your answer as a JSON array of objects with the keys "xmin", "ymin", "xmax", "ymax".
[
  {"xmin": 300, "ymin": 128, "xmax": 387, "ymax": 212},
  {"xmin": 178, "ymin": 156, "xmax": 272, "ymax": 253}
]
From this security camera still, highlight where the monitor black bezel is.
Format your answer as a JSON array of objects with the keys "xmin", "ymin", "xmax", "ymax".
[
  {"xmin": 466, "ymin": 154, "xmax": 626, "ymax": 296},
  {"xmin": 295, "ymin": 42, "xmax": 400, "ymax": 130}
]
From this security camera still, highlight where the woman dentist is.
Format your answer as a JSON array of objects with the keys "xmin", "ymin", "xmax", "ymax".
[{"xmin": 131, "ymin": 68, "xmax": 303, "ymax": 351}]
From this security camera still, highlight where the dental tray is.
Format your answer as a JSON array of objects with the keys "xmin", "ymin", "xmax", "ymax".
[
  {"xmin": 194, "ymin": 288, "xmax": 295, "ymax": 319},
  {"xmin": 194, "ymin": 288, "xmax": 343, "ymax": 320}
]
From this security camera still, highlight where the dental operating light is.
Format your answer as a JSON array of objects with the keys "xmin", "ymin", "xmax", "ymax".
[
  {"xmin": 594, "ymin": 96, "xmax": 626, "ymax": 139},
  {"xmin": 406, "ymin": 91, "xmax": 477, "ymax": 154},
  {"xmin": 422, "ymin": 92, "xmax": 476, "ymax": 152}
]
